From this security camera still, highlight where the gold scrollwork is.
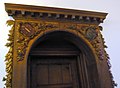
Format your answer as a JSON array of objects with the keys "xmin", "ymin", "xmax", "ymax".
[
  {"xmin": 17, "ymin": 22, "xmax": 104, "ymax": 61},
  {"xmin": 17, "ymin": 21, "xmax": 59, "ymax": 61},
  {"xmin": 16, "ymin": 21, "xmax": 109, "ymax": 62}
]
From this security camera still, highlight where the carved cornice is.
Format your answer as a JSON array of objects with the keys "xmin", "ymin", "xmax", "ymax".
[{"xmin": 5, "ymin": 3, "xmax": 107, "ymax": 24}]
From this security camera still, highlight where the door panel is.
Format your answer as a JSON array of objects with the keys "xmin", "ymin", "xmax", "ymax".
[
  {"xmin": 37, "ymin": 65, "xmax": 48, "ymax": 85},
  {"xmin": 49, "ymin": 64, "xmax": 62, "ymax": 84},
  {"xmin": 30, "ymin": 56, "xmax": 79, "ymax": 88}
]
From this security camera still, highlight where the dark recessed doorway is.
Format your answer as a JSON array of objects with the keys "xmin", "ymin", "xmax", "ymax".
[
  {"xmin": 27, "ymin": 31, "xmax": 100, "ymax": 88},
  {"xmin": 29, "ymin": 56, "xmax": 80, "ymax": 88}
]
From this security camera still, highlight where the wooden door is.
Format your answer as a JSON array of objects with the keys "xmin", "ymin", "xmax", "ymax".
[{"xmin": 29, "ymin": 56, "xmax": 80, "ymax": 88}]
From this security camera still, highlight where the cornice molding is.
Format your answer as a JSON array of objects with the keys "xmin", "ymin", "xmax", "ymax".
[{"xmin": 5, "ymin": 3, "xmax": 108, "ymax": 24}]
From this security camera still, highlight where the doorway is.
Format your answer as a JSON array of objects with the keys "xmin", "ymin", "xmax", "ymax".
[
  {"xmin": 29, "ymin": 56, "xmax": 80, "ymax": 88},
  {"xmin": 27, "ymin": 31, "xmax": 100, "ymax": 88}
]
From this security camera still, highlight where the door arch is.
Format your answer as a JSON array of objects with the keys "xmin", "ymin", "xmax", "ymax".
[{"xmin": 27, "ymin": 31, "xmax": 101, "ymax": 88}]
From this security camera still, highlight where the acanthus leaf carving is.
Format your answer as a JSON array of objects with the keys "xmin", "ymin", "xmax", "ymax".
[
  {"xmin": 67, "ymin": 25, "xmax": 77, "ymax": 30},
  {"xmin": 17, "ymin": 22, "xmax": 59, "ymax": 61},
  {"xmin": 6, "ymin": 20, "xmax": 15, "ymax": 26},
  {"xmin": 99, "ymin": 27, "xmax": 117, "ymax": 87},
  {"xmin": 77, "ymin": 25, "xmax": 105, "ymax": 60},
  {"xmin": 16, "ymin": 21, "xmax": 112, "ymax": 64},
  {"xmin": 16, "ymin": 21, "xmax": 111, "ymax": 62},
  {"xmin": 17, "ymin": 22, "xmax": 102, "ymax": 61},
  {"xmin": 80, "ymin": 26, "xmax": 98, "ymax": 41},
  {"xmin": 3, "ymin": 20, "xmax": 15, "ymax": 88}
]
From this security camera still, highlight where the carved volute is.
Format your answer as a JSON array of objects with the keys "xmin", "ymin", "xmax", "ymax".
[{"xmin": 4, "ymin": 3, "xmax": 116, "ymax": 88}]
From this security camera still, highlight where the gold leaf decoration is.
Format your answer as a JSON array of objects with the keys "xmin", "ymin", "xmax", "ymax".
[
  {"xmin": 17, "ymin": 22, "xmax": 59, "ymax": 61},
  {"xmin": 3, "ymin": 20, "xmax": 15, "ymax": 88},
  {"xmin": 4, "ymin": 20, "xmax": 116, "ymax": 87},
  {"xmin": 17, "ymin": 21, "xmax": 110, "ymax": 62},
  {"xmin": 6, "ymin": 20, "xmax": 14, "ymax": 26}
]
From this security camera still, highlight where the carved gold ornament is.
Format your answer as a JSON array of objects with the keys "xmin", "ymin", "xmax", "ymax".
[
  {"xmin": 3, "ymin": 20, "xmax": 15, "ymax": 88},
  {"xmin": 16, "ymin": 21, "xmax": 102, "ymax": 61},
  {"xmin": 4, "ymin": 20, "xmax": 116, "ymax": 87},
  {"xmin": 4, "ymin": 3, "xmax": 117, "ymax": 88}
]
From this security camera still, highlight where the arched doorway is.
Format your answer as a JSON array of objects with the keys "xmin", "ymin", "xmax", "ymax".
[
  {"xmin": 5, "ymin": 3, "xmax": 115, "ymax": 88},
  {"xmin": 27, "ymin": 31, "xmax": 100, "ymax": 88}
]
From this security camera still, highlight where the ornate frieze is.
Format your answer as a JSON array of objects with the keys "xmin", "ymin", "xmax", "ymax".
[
  {"xmin": 15, "ymin": 21, "xmax": 105, "ymax": 61},
  {"xmin": 16, "ymin": 21, "xmax": 59, "ymax": 61},
  {"xmin": 80, "ymin": 26, "xmax": 98, "ymax": 41}
]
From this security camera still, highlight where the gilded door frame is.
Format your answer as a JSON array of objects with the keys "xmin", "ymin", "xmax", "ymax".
[{"xmin": 5, "ymin": 20, "xmax": 113, "ymax": 88}]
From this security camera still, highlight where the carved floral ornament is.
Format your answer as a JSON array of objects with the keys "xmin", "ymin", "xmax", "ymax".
[
  {"xmin": 3, "ymin": 20, "xmax": 15, "ymax": 88},
  {"xmin": 3, "ymin": 20, "xmax": 117, "ymax": 88},
  {"xmin": 15, "ymin": 20, "xmax": 103, "ymax": 61}
]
